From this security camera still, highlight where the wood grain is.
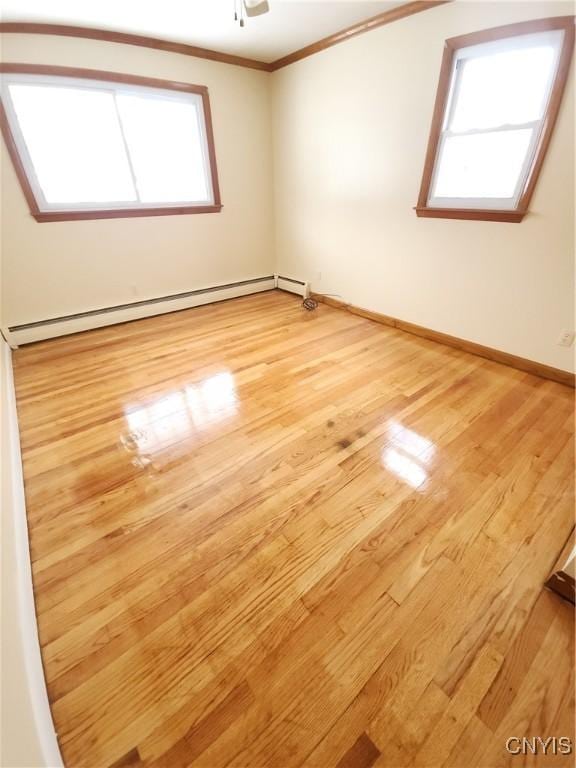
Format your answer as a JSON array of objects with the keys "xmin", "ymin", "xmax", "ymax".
[
  {"xmin": 13, "ymin": 290, "xmax": 574, "ymax": 767},
  {"xmin": 546, "ymin": 528, "xmax": 576, "ymax": 604},
  {"xmin": 311, "ymin": 292, "xmax": 575, "ymax": 387},
  {"xmin": 414, "ymin": 207, "xmax": 525, "ymax": 223}
]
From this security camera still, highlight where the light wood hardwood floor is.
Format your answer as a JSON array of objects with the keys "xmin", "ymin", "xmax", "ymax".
[{"xmin": 14, "ymin": 290, "xmax": 575, "ymax": 768}]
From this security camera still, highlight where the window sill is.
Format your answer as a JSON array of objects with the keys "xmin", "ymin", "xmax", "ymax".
[
  {"xmin": 33, "ymin": 204, "xmax": 223, "ymax": 223},
  {"xmin": 414, "ymin": 206, "xmax": 526, "ymax": 223}
]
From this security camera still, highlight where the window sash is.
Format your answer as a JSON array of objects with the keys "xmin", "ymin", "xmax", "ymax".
[
  {"xmin": 427, "ymin": 30, "xmax": 563, "ymax": 210},
  {"xmin": 444, "ymin": 30, "xmax": 563, "ymax": 134},
  {"xmin": 0, "ymin": 71, "xmax": 217, "ymax": 214},
  {"xmin": 416, "ymin": 19, "xmax": 573, "ymax": 221},
  {"xmin": 428, "ymin": 124, "xmax": 541, "ymax": 210}
]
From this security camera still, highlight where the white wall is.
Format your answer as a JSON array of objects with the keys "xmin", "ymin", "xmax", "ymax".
[
  {"xmin": 272, "ymin": 1, "xmax": 575, "ymax": 372},
  {"xmin": 0, "ymin": 34, "xmax": 275, "ymax": 326}
]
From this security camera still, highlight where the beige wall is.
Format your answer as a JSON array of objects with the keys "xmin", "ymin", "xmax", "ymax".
[
  {"xmin": 0, "ymin": 34, "xmax": 274, "ymax": 326},
  {"xmin": 272, "ymin": 1, "xmax": 575, "ymax": 372},
  {"xmin": 1, "ymin": 3, "xmax": 574, "ymax": 361},
  {"xmin": 1, "ymin": 349, "xmax": 44, "ymax": 768},
  {"xmin": 1, "ymin": 336, "xmax": 62, "ymax": 768},
  {"xmin": 2, "ymin": 125, "xmax": 60, "ymax": 764}
]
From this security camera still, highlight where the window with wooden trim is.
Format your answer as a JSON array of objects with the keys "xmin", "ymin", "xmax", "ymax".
[
  {"xmin": 0, "ymin": 65, "xmax": 221, "ymax": 222},
  {"xmin": 416, "ymin": 17, "xmax": 574, "ymax": 223}
]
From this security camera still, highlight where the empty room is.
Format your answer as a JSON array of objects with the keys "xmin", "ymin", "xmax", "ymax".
[{"xmin": 1, "ymin": 1, "xmax": 575, "ymax": 767}]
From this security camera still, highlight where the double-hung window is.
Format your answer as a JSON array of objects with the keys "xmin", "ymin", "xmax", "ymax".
[
  {"xmin": 0, "ymin": 65, "xmax": 221, "ymax": 221},
  {"xmin": 416, "ymin": 17, "xmax": 574, "ymax": 222}
]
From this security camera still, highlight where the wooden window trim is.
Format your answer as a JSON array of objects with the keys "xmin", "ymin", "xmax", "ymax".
[
  {"xmin": 416, "ymin": 16, "xmax": 575, "ymax": 223},
  {"xmin": 0, "ymin": 63, "xmax": 222, "ymax": 222}
]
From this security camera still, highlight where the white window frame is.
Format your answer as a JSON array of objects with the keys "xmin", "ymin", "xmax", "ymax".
[
  {"xmin": 427, "ymin": 29, "xmax": 564, "ymax": 211},
  {"xmin": 0, "ymin": 66, "xmax": 222, "ymax": 221},
  {"xmin": 416, "ymin": 17, "xmax": 575, "ymax": 223}
]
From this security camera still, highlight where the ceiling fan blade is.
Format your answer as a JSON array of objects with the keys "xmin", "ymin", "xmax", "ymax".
[{"xmin": 244, "ymin": 0, "xmax": 269, "ymax": 17}]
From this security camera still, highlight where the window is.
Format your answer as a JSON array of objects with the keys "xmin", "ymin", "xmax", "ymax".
[
  {"xmin": 416, "ymin": 17, "xmax": 574, "ymax": 222},
  {"xmin": 0, "ymin": 65, "xmax": 221, "ymax": 221}
]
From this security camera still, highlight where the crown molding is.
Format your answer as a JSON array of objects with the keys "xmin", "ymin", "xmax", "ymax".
[
  {"xmin": 0, "ymin": 22, "xmax": 273, "ymax": 71},
  {"xmin": 0, "ymin": 3, "xmax": 450, "ymax": 72},
  {"xmin": 269, "ymin": 1, "xmax": 450, "ymax": 70}
]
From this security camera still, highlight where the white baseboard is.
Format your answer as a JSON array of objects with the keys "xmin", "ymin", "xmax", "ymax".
[
  {"xmin": 276, "ymin": 275, "xmax": 309, "ymax": 298},
  {"xmin": 6, "ymin": 276, "xmax": 275, "ymax": 346},
  {"xmin": 1, "ymin": 340, "xmax": 63, "ymax": 767}
]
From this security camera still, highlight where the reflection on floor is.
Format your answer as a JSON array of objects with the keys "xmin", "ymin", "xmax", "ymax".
[
  {"xmin": 122, "ymin": 371, "xmax": 238, "ymax": 467},
  {"xmin": 14, "ymin": 290, "xmax": 574, "ymax": 768}
]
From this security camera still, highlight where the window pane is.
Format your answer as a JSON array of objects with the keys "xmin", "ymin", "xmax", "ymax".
[
  {"xmin": 450, "ymin": 45, "xmax": 557, "ymax": 132},
  {"xmin": 432, "ymin": 129, "xmax": 532, "ymax": 199},
  {"xmin": 116, "ymin": 93, "xmax": 210, "ymax": 204},
  {"xmin": 8, "ymin": 84, "xmax": 136, "ymax": 204}
]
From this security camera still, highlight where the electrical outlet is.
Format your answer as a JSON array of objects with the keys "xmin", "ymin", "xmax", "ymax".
[{"xmin": 557, "ymin": 329, "xmax": 575, "ymax": 347}]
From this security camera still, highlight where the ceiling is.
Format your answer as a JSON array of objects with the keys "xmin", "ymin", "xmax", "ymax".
[{"xmin": 0, "ymin": 0, "xmax": 404, "ymax": 63}]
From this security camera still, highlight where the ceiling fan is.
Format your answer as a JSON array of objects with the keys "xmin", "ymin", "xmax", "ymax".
[{"xmin": 235, "ymin": 0, "xmax": 270, "ymax": 26}]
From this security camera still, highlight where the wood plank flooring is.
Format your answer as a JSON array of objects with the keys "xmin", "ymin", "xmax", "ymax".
[{"xmin": 13, "ymin": 290, "xmax": 575, "ymax": 768}]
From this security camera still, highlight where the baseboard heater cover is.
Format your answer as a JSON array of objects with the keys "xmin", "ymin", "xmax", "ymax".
[
  {"xmin": 276, "ymin": 275, "xmax": 309, "ymax": 297},
  {"xmin": 7, "ymin": 276, "xmax": 275, "ymax": 345}
]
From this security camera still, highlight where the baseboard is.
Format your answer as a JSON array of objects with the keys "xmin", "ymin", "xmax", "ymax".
[
  {"xmin": 1, "ymin": 340, "xmax": 63, "ymax": 767},
  {"xmin": 276, "ymin": 275, "xmax": 309, "ymax": 297},
  {"xmin": 311, "ymin": 293, "xmax": 575, "ymax": 388},
  {"xmin": 7, "ymin": 276, "xmax": 275, "ymax": 345},
  {"xmin": 546, "ymin": 528, "xmax": 575, "ymax": 604}
]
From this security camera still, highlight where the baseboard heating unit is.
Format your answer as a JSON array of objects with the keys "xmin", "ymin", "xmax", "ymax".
[
  {"xmin": 276, "ymin": 275, "xmax": 309, "ymax": 297},
  {"xmin": 6, "ymin": 276, "xmax": 276, "ymax": 346}
]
